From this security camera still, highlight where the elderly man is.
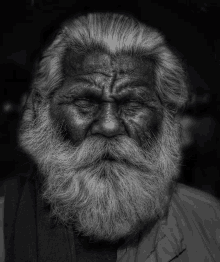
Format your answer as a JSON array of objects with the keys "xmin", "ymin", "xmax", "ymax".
[{"xmin": 1, "ymin": 12, "xmax": 220, "ymax": 262}]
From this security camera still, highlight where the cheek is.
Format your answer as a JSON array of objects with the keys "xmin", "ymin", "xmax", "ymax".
[
  {"xmin": 124, "ymin": 110, "xmax": 163, "ymax": 145},
  {"xmin": 146, "ymin": 113, "xmax": 163, "ymax": 138},
  {"xmin": 49, "ymin": 104, "xmax": 93, "ymax": 145}
]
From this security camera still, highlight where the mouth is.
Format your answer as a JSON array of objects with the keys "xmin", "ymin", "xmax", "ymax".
[{"xmin": 102, "ymin": 153, "xmax": 116, "ymax": 161}]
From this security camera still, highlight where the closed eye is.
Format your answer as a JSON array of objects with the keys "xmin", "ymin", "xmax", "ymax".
[
  {"xmin": 74, "ymin": 99, "xmax": 98, "ymax": 108},
  {"xmin": 121, "ymin": 101, "xmax": 143, "ymax": 108}
]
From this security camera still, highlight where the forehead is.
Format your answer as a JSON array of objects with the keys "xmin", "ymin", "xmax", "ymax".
[
  {"xmin": 62, "ymin": 49, "xmax": 155, "ymax": 97},
  {"xmin": 82, "ymin": 52, "xmax": 152, "ymax": 76},
  {"xmin": 64, "ymin": 49, "xmax": 154, "ymax": 78}
]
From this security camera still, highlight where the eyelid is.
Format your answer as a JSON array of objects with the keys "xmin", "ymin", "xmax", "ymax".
[
  {"xmin": 73, "ymin": 99, "xmax": 99, "ymax": 110},
  {"xmin": 75, "ymin": 98, "xmax": 91, "ymax": 101},
  {"xmin": 121, "ymin": 99, "xmax": 144, "ymax": 105},
  {"xmin": 75, "ymin": 96, "xmax": 102, "ymax": 103},
  {"xmin": 74, "ymin": 98, "xmax": 95, "ymax": 104}
]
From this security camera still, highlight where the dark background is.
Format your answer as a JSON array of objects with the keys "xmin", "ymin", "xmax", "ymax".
[{"xmin": 1, "ymin": 1, "xmax": 219, "ymax": 197}]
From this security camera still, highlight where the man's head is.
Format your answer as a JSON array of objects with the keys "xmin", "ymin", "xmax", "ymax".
[{"xmin": 19, "ymin": 13, "xmax": 189, "ymax": 244}]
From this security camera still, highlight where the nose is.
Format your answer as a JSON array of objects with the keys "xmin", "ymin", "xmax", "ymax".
[{"xmin": 91, "ymin": 103, "xmax": 125, "ymax": 137}]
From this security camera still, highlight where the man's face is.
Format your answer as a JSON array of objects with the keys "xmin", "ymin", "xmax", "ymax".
[
  {"xmin": 19, "ymin": 51, "xmax": 181, "ymax": 244},
  {"xmin": 50, "ymin": 52, "xmax": 163, "ymax": 148}
]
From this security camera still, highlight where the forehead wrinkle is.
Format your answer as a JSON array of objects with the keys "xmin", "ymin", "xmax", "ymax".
[
  {"xmin": 59, "ymin": 76, "xmax": 100, "ymax": 99},
  {"xmin": 112, "ymin": 77, "xmax": 154, "ymax": 95},
  {"xmin": 65, "ymin": 73, "xmax": 111, "ymax": 89},
  {"xmin": 82, "ymin": 73, "xmax": 116, "ymax": 96},
  {"xmin": 63, "ymin": 61, "xmax": 154, "ymax": 98}
]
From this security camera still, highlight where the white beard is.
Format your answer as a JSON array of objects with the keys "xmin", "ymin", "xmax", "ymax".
[{"xmin": 19, "ymin": 106, "xmax": 181, "ymax": 243}]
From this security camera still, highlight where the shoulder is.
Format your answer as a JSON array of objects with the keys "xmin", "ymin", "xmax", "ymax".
[
  {"xmin": 173, "ymin": 183, "xmax": 220, "ymax": 235},
  {"xmin": 0, "ymin": 162, "xmax": 37, "ymax": 224},
  {"xmin": 0, "ymin": 163, "xmax": 37, "ymax": 261},
  {"xmin": 3, "ymin": 162, "xmax": 37, "ymax": 193},
  {"xmin": 174, "ymin": 183, "xmax": 220, "ymax": 211},
  {"xmin": 171, "ymin": 183, "xmax": 220, "ymax": 259}
]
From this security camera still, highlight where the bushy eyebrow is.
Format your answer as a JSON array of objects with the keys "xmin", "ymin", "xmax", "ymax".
[
  {"xmin": 58, "ymin": 75, "xmax": 157, "ymax": 103},
  {"xmin": 114, "ymin": 88, "xmax": 157, "ymax": 103},
  {"xmin": 64, "ymin": 86, "xmax": 102, "ymax": 100},
  {"xmin": 113, "ymin": 78, "xmax": 153, "ymax": 93},
  {"xmin": 62, "ymin": 87, "xmax": 157, "ymax": 105}
]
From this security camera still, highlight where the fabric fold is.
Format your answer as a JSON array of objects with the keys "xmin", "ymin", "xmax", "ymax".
[{"xmin": 4, "ymin": 167, "xmax": 76, "ymax": 262}]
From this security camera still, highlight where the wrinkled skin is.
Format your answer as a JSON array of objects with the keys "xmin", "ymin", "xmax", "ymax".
[
  {"xmin": 20, "ymin": 50, "xmax": 180, "ymax": 244},
  {"xmin": 19, "ymin": 14, "xmax": 183, "ymax": 245},
  {"xmin": 50, "ymin": 52, "xmax": 163, "ymax": 147}
]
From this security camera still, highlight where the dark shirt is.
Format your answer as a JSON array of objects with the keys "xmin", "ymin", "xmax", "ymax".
[{"xmin": 74, "ymin": 233, "xmax": 118, "ymax": 262}]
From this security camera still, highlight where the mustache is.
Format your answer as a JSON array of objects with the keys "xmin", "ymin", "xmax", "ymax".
[{"xmin": 55, "ymin": 135, "xmax": 157, "ymax": 171}]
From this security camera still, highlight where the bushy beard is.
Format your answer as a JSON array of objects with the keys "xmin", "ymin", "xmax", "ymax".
[{"xmin": 19, "ymin": 105, "xmax": 181, "ymax": 244}]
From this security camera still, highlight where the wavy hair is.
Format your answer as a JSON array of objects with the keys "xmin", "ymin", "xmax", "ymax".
[{"xmin": 23, "ymin": 12, "xmax": 189, "ymax": 123}]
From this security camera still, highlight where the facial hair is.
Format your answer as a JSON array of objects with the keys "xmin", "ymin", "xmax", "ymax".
[{"xmin": 19, "ymin": 105, "xmax": 181, "ymax": 244}]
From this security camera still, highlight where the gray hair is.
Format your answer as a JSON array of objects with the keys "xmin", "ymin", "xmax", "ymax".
[{"xmin": 24, "ymin": 12, "xmax": 189, "ymax": 122}]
